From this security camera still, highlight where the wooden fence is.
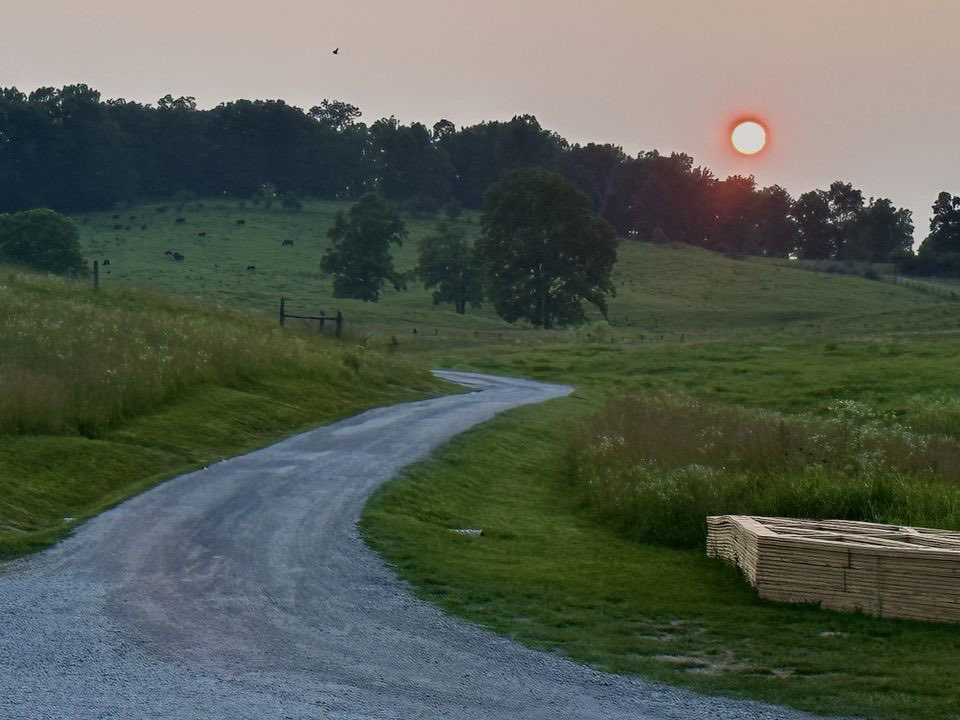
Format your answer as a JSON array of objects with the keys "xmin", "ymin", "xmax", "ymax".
[{"xmin": 279, "ymin": 298, "xmax": 342, "ymax": 337}]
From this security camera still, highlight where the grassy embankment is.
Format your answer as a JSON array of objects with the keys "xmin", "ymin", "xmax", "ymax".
[
  {"xmin": 73, "ymin": 199, "xmax": 960, "ymax": 718},
  {"xmin": 359, "ymin": 242, "xmax": 960, "ymax": 719},
  {"xmin": 0, "ymin": 267, "xmax": 444, "ymax": 559}
]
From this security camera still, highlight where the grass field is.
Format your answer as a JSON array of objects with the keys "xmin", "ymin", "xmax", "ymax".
[
  {"xmin": 0, "ymin": 266, "xmax": 445, "ymax": 559},
  {"xmin": 40, "ymin": 198, "xmax": 960, "ymax": 718},
  {"xmin": 75, "ymin": 200, "xmax": 960, "ymax": 348}
]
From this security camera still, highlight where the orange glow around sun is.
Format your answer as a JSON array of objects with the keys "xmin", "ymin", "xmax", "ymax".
[{"xmin": 730, "ymin": 118, "xmax": 768, "ymax": 155}]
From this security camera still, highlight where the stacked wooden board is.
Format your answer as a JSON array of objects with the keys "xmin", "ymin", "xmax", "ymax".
[{"xmin": 707, "ymin": 515, "xmax": 960, "ymax": 623}]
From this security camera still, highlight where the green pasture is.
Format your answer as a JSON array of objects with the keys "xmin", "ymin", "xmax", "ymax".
[
  {"xmin": 5, "ymin": 198, "xmax": 958, "ymax": 718},
  {"xmin": 0, "ymin": 267, "xmax": 444, "ymax": 558},
  {"xmin": 75, "ymin": 200, "xmax": 960, "ymax": 350}
]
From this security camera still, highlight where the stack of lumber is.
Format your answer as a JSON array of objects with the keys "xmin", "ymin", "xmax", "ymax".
[{"xmin": 707, "ymin": 515, "xmax": 960, "ymax": 623}]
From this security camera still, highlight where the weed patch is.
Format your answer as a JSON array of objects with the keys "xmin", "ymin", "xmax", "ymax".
[{"xmin": 568, "ymin": 394, "xmax": 960, "ymax": 548}]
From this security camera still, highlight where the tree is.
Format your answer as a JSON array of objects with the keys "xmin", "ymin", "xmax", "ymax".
[
  {"xmin": 476, "ymin": 169, "xmax": 617, "ymax": 328},
  {"xmin": 709, "ymin": 174, "xmax": 759, "ymax": 254},
  {"xmin": 826, "ymin": 181, "xmax": 864, "ymax": 258},
  {"xmin": 417, "ymin": 223, "xmax": 482, "ymax": 314},
  {"xmin": 915, "ymin": 192, "xmax": 960, "ymax": 274},
  {"xmin": 753, "ymin": 184, "xmax": 798, "ymax": 257},
  {"xmin": 844, "ymin": 198, "xmax": 913, "ymax": 262},
  {"xmin": 320, "ymin": 193, "xmax": 407, "ymax": 301},
  {"xmin": 368, "ymin": 117, "xmax": 453, "ymax": 203},
  {"xmin": 308, "ymin": 99, "xmax": 361, "ymax": 132},
  {"xmin": 792, "ymin": 190, "xmax": 834, "ymax": 259},
  {"xmin": 560, "ymin": 143, "xmax": 626, "ymax": 219},
  {"xmin": 0, "ymin": 208, "xmax": 86, "ymax": 274}
]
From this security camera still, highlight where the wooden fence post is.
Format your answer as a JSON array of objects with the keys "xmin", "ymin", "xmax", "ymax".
[
  {"xmin": 279, "ymin": 297, "xmax": 286, "ymax": 327},
  {"xmin": 336, "ymin": 311, "xmax": 343, "ymax": 338},
  {"xmin": 93, "ymin": 260, "xmax": 99, "ymax": 290}
]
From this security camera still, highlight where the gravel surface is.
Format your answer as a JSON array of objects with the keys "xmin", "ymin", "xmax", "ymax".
[{"xmin": 1, "ymin": 371, "xmax": 847, "ymax": 719}]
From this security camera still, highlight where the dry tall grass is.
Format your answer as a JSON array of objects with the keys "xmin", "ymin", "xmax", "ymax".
[{"xmin": 0, "ymin": 269, "xmax": 400, "ymax": 435}]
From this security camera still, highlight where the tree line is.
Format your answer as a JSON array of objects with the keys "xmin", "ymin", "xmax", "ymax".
[{"xmin": 2, "ymin": 83, "xmax": 959, "ymax": 273}]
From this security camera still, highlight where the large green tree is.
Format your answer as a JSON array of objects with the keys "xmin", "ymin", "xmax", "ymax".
[
  {"xmin": 0, "ymin": 208, "xmax": 86, "ymax": 274},
  {"xmin": 417, "ymin": 222, "xmax": 482, "ymax": 314},
  {"xmin": 915, "ymin": 192, "xmax": 960, "ymax": 274},
  {"xmin": 476, "ymin": 169, "xmax": 617, "ymax": 328},
  {"xmin": 320, "ymin": 193, "xmax": 406, "ymax": 301},
  {"xmin": 844, "ymin": 197, "xmax": 913, "ymax": 262},
  {"xmin": 792, "ymin": 190, "xmax": 834, "ymax": 259}
]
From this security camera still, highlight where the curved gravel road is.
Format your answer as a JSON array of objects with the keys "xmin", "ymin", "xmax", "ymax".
[{"xmin": 1, "ymin": 371, "xmax": 846, "ymax": 719}]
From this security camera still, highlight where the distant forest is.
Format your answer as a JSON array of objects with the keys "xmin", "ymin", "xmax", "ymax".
[{"xmin": 2, "ymin": 84, "xmax": 959, "ymax": 271}]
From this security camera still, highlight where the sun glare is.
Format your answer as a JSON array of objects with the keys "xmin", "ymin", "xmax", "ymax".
[{"xmin": 731, "ymin": 120, "xmax": 767, "ymax": 155}]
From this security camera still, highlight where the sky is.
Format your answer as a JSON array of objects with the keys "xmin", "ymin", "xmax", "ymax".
[{"xmin": 5, "ymin": 0, "xmax": 960, "ymax": 241}]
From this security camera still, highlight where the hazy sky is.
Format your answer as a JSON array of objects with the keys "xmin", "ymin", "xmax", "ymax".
[{"xmin": 5, "ymin": 0, "xmax": 959, "ymax": 240}]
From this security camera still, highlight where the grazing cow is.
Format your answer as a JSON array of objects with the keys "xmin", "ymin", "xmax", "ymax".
[
  {"xmin": 198, "ymin": 232, "xmax": 206, "ymax": 237},
  {"xmin": 281, "ymin": 239, "xmax": 294, "ymax": 247},
  {"xmin": 175, "ymin": 217, "xmax": 186, "ymax": 224},
  {"xmin": 102, "ymin": 259, "xmax": 111, "ymax": 266},
  {"xmin": 173, "ymin": 252, "xmax": 185, "ymax": 261},
  {"xmin": 236, "ymin": 219, "xmax": 246, "ymax": 225},
  {"xmin": 246, "ymin": 265, "xmax": 256, "ymax": 271},
  {"xmin": 164, "ymin": 250, "xmax": 173, "ymax": 256}
]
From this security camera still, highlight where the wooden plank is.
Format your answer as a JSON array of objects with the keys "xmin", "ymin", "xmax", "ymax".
[{"xmin": 705, "ymin": 515, "xmax": 960, "ymax": 624}]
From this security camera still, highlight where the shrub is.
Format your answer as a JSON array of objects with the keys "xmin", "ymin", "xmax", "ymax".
[{"xmin": 0, "ymin": 209, "xmax": 86, "ymax": 275}]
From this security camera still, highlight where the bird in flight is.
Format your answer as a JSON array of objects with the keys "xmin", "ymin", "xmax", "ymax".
[{"xmin": 332, "ymin": 48, "xmax": 340, "ymax": 55}]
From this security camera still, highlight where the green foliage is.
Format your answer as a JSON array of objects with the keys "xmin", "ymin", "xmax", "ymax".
[
  {"xmin": 476, "ymin": 169, "xmax": 617, "ymax": 328},
  {"xmin": 0, "ymin": 267, "xmax": 444, "ymax": 557},
  {"xmin": 320, "ymin": 193, "xmax": 408, "ymax": 302},
  {"xmin": 0, "ymin": 209, "xmax": 86, "ymax": 275},
  {"xmin": 844, "ymin": 197, "xmax": 913, "ymax": 262},
  {"xmin": 914, "ymin": 192, "xmax": 960, "ymax": 275},
  {"xmin": 416, "ymin": 222, "xmax": 482, "ymax": 314},
  {"xmin": 568, "ymin": 394, "xmax": 960, "ymax": 548}
]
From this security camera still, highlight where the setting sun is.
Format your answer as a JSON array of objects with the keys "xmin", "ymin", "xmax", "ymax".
[{"xmin": 731, "ymin": 119, "xmax": 767, "ymax": 155}]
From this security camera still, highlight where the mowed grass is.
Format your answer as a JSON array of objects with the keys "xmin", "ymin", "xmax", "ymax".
[
  {"xmin": 362, "ymin": 397, "xmax": 960, "ymax": 720},
  {"xmin": 0, "ymin": 268, "xmax": 445, "ymax": 559}
]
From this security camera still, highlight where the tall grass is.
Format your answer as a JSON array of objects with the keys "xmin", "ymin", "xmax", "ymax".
[
  {"xmin": 568, "ymin": 393, "xmax": 960, "ymax": 548},
  {"xmin": 0, "ymin": 268, "xmax": 412, "ymax": 435}
]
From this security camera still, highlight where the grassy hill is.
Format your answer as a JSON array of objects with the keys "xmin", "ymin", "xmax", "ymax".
[
  {"xmin": 75, "ymin": 199, "xmax": 960, "ymax": 351},
  {"xmin": 0, "ymin": 267, "xmax": 444, "ymax": 558},
  {"xmin": 33, "ymin": 199, "xmax": 960, "ymax": 719}
]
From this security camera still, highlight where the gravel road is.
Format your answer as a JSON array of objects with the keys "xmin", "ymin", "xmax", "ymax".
[{"xmin": 1, "ymin": 371, "xmax": 845, "ymax": 719}]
